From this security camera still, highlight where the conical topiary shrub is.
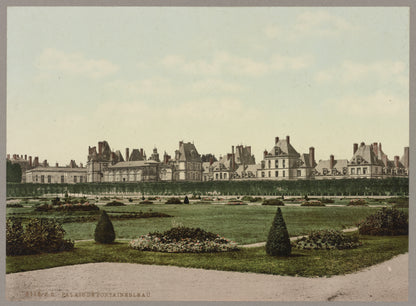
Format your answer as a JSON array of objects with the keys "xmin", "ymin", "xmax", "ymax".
[
  {"xmin": 94, "ymin": 210, "xmax": 115, "ymax": 244},
  {"xmin": 266, "ymin": 207, "xmax": 291, "ymax": 256},
  {"xmin": 184, "ymin": 196, "xmax": 189, "ymax": 204}
]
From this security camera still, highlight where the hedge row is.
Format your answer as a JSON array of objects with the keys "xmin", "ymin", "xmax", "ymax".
[{"xmin": 6, "ymin": 177, "xmax": 408, "ymax": 197}]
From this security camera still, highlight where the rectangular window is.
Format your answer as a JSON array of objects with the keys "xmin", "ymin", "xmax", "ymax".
[
  {"xmin": 220, "ymin": 173, "xmax": 223, "ymax": 179},
  {"xmin": 363, "ymin": 167, "xmax": 367, "ymax": 174},
  {"xmin": 47, "ymin": 175, "xmax": 51, "ymax": 183},
  {"xmin": 351, "ymin": 168, "xmax": 355, "ymax": 175},
  {"xmin": 375, "ymin": 167, "xmax": 378, "ymax": 174},
  {"xmin": 74, "ymin": 176, "xmax": 77, "ymax": 183},
  {"xmin": 268, "ymin": 171, "xmax": 271, "ymax": 177},
  {"xmin": 283, "ymin": 160, "xmax": 286, "ymax": 168},
  {"xmin": 275, "ymin": 160, "xmax": 278, "ymax": 168},
  {"xmin": 224, "ymin": 173, "xmax": 227, "ymax": 179},
  {"xmin": 357, "ymin": 168, "xmax": 361, "ymax": 175},
  {"xmin": 283, "ymin": 171, "xmax": 285, "ymax": 177},
  {"xmin": 297, "ymin": 170, "xmax": 301, "ymax": 177},
  {"xmin": 36, "ymin": 175, "xmax": 38, "ymax": 182},
  {"xmin": 261, "ymin": 171, "xmax": 265, "ymax": 178},
  {"xmin": 275, "ymin": 171, "xmax": 278, "ymax": 177},
  {"xmin": 61, "ymin": 175, "xmax": 64, "ymax": 183},
  {"xmin": 216, "ymin": 173, "xmax": 219, "ymax": 179},
  {"xmin": 41, "ymin": 175, "xmax": 44, "ymax": 183}
]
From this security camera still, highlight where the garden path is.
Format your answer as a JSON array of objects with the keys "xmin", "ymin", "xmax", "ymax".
[{"xmin": 6, "ymin": 253, "xmax": 408, "ymax": 301}]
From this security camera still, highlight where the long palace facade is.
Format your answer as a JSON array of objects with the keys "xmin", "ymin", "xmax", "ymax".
[{"xmin": 11, "ymin": 136, "xmax": 409, "ymax": 184}]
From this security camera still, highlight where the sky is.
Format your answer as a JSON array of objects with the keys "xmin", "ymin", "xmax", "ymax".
[{"xmin": 6, "ymin": 6, "xmax": 409, "ymax": 166}]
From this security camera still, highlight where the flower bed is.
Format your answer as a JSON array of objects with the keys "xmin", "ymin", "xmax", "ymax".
[
  {"xmin": 105, "ymin": 200, "xmax": 126, "ymax": 206},
  {"xmin": 300, "ymin": 200, "xmax": 325, "ymax": 207},
  {"xmin": 35, "ymin": 203, "xmax": 99, "ymax": 212},
  {"xmin": 262, "ymin": 199, "xmax": 284, "ymax": 206},
  {"xmin": 226, "ymin": 200, "xmax": 247, "ymax": 205},
  {"xmin": 129, "ymin": 226, "xmax": 238, "ymax": 253},
  {"xmin": 293, "ymin": 229, "xmax": 362, "ymax": 250},
  {"xmin": 347, "ymin": 199, "xmax": 367, "ymax": 206}
]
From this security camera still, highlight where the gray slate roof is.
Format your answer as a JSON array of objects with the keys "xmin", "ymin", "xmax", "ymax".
[
  {"xmin": 268, "ymin": 139, "xmax": 300, "ymax": 157},
  {"xmin": 108, "ymin": 160, "xmax": 159, "ymax": 169}
]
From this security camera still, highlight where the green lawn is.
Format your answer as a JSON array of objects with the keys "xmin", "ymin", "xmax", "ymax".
[
  {"xmin": 7, "ymin": 203, "xmax": 397, "ymax": 244},
  {"xmin": 6, "ymin": 235, "xmax": 408, "ymax": 276}
]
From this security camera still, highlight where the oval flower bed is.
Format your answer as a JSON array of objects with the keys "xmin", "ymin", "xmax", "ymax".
[
  {"xmin": 129, "ymin": 226, "xmax": 238, "ymax": 253},
  {"xmin": 35, "ymin": 202, "xmax": 99, "ymax": 212}
]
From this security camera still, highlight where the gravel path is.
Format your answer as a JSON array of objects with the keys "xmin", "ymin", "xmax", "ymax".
[{"xmin": 6, "ymin": 253, "xmax": 407, "ymax": 302}]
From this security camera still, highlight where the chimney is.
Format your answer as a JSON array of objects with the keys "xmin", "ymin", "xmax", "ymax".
[
  {"xmin": 29, "ymin": 156, "xmax": 32, "ymax": 167},
  {"xmin": 309, "ymin": 147, "xmax": 315, "ymax": 167},
  {"xmin": 403, "ymin": 147, "xmax": 409, "ymax": 168},
  {"xmin": 330, "ymin": 155, "xmax": 334, "ymax": 169},
  {"xmin": 43, "ymin": 160, "xmax": 48, "ymax": 167},
  {"xmin": 7, "ymin": 154, "xmax": 10, "ymax": 160},
  {"xmin": 247, "ymin": 146, "xmax": 251, "ymax": 155},
  {"xmin": 379, "ymin": 143, "xmax": 382, "ymax": 152},
  {"xmin": 286, "ymin": 135, "xmax": 290, "ymax": 144},
  {"xmin": 98, "ymin": 142, "xmax": 103, "ymax": 154},
  {"xmin": 360, "ymin": 142, "xmax": 365, "ymax": 147},
  {"xmin": 179, "ymin": 141, "xmax": 183, "ymax": 147},
  {"xmin": 353, "ymin": 143, "xmax": 358, "ymax": 154},
  {"xmin": 227, "ymin": 153, "xmax": 232, "ymax": 160},
  {"xmin": 373, "ymin": 142, "xmax": 378, "ymax": 156},
  {"xmin": 394, "ymin": 156, "xmax": 400, "ymax": 168},
  {"xmin": 21, "ymin": 155, "xmax": 23, "ymax": 159},
  {"xmin": 140, "ymin": 148, "xmax": 144, "ymax": 158},
  {"xmin": 383, "ymin": 154, "xmax": 388, "ymax": 167},
  {"xmin": 126, "ymin": 148, "xmax": 130, "ymax": 161},
  {"xmin": 264, "ymin": 150, "xmax": 268, "ymax": 158},
  {"xmin": 80, "ymin": 163, "xmax": 83, "ymax": 168},
  {"xmin": 275, "ymin": 137, "xmax": 279, "ymax": 144},
  {"xmin": 232, "ymin": 145, "xmax": 235, "ymax": 170},
  {"xmin": 34, "ymin": 156, "xmax": 39, "ymax": 167},
  {"xmin": 13, "ymin": 154, "xmax": 16, "ymax": 159},
  {"xmin": 24, "ymin": 154, "xmax": 27, "ymax": 160},
  {"xmin": 209, "ymin": 157, "xmax": 214, "ymax": 165},
  {"xmin": 56, "ymin": 162, "xmax": 59, "ymax": 167}
]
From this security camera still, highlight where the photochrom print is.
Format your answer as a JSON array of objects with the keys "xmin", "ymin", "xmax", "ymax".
[{"xmin": 3, "ymin": 2, "xmax": 411, "ymax": 303}]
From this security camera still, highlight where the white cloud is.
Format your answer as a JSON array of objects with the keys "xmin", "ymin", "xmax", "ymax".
[
  {"xmin": 264, "ymin": 10, "xmax": 356, "ymax": 40},
  {"xmin": 35, "ymin": 48, "xmax": 119, "ymax": 79},
  {"xmin": 315, "ymin": 60, "xmax": 407, "ymax": 85},
  {"xmin": 160, "ymin": 52, "xmax": 312, "ymax": 77},
  {"xmin": 332, "ymin": 91, "xmax": 408, "ymax": 116},
  {"xmin": 190, "ymin": 79, "xmax": 244, "ymax": 93},
  {"xmin": 107, "ymin": 78, "xmax": 174, "ymax": 96}
]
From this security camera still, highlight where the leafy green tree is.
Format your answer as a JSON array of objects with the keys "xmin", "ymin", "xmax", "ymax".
[
  {"xmin": 94, "ymin": 210, "xmax": 115, "ymax": 244},
  {"xmin": 266, "ymin": 207, "xmax": 291, "ymax": 256},
  {"xmin": 6, "ymin": 160, "xmax": 22, "ymax": 182}
]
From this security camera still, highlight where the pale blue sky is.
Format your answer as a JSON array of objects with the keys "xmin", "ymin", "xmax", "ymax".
[{"xmin": 7, "ymin": 7, "xmax": 409, "ymax": 165}]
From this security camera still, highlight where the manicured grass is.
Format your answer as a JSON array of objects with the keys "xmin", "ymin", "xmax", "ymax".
[
  {"xmin": 6, "ymin": 235, "xmax": 408, "ymax": 276},
  {"xmin": 8, "ymin": 204, "xmax": 395, "ymax": 244}
]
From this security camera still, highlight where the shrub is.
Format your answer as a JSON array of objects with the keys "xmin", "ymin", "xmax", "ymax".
[
  {"xmin": 6, "ymin": 203, "xmax": 24, "ymax": 208},
  {"xmin": 6, "ymin": 218, "xmax": 74, "ymax": 256},
  {"xmin": 301, "ymin": 200, "xmax": 325, "ymax": 207},
  {"xmin": 266, "ymin": 207, "xmax": 291, "ymax": 256},
  {"xmin": 358, "ymin": 207, "xmax": 408, "ymax": 236},
  {"xmin": 348, "ymin": 199, "xmax": 367, "ymax": 206},
  {"xmin": 105, "ymin": 200, "xmax": 126, "ymax": 206},
  {"xmin": 130, "ymin": 226, "xmax": 238, "ymax": 253},
  {"xmin": 165, "ymin": 197, "xmax": 182, "ymax": 204},
  {"xmin": 262, "ymin": 199, "xmax": 284, "ymax": 206},
  {"xmin": 293, "ymin": 229, "xmax": 361, "ymax": 250},
  {"xmin": 51, "ymin": 197, "xmax": 61, "ymax": 205},
  {"xmin": 139, "ymin": 200, "xmax": 153, "ymax": 204},
  {"xmin": 148, "ymin": 197, "xmax": 157, "ymax": 200},
  {"xmin": 94, "ymin": 211, "xmax": 116, "ymax": 244},
  {"xmin": 128, "ymin": 198, "xmax": 133, "ymax": 202},
  {"xmin": 184, "ymin": 196, "xmax": 189, "ymax": 204}
]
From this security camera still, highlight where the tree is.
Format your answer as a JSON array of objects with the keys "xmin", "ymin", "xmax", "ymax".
[
  {"xmin": 266, "ymin": 207, "xmax": 291, "ymax": 256},
  {"xmin": 94, "ymin": 210, "xmax": 115, "ymax": 244},
  {"xmin": 6, "ymin": 160, "xmax": 22, "ymax": 182}
]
